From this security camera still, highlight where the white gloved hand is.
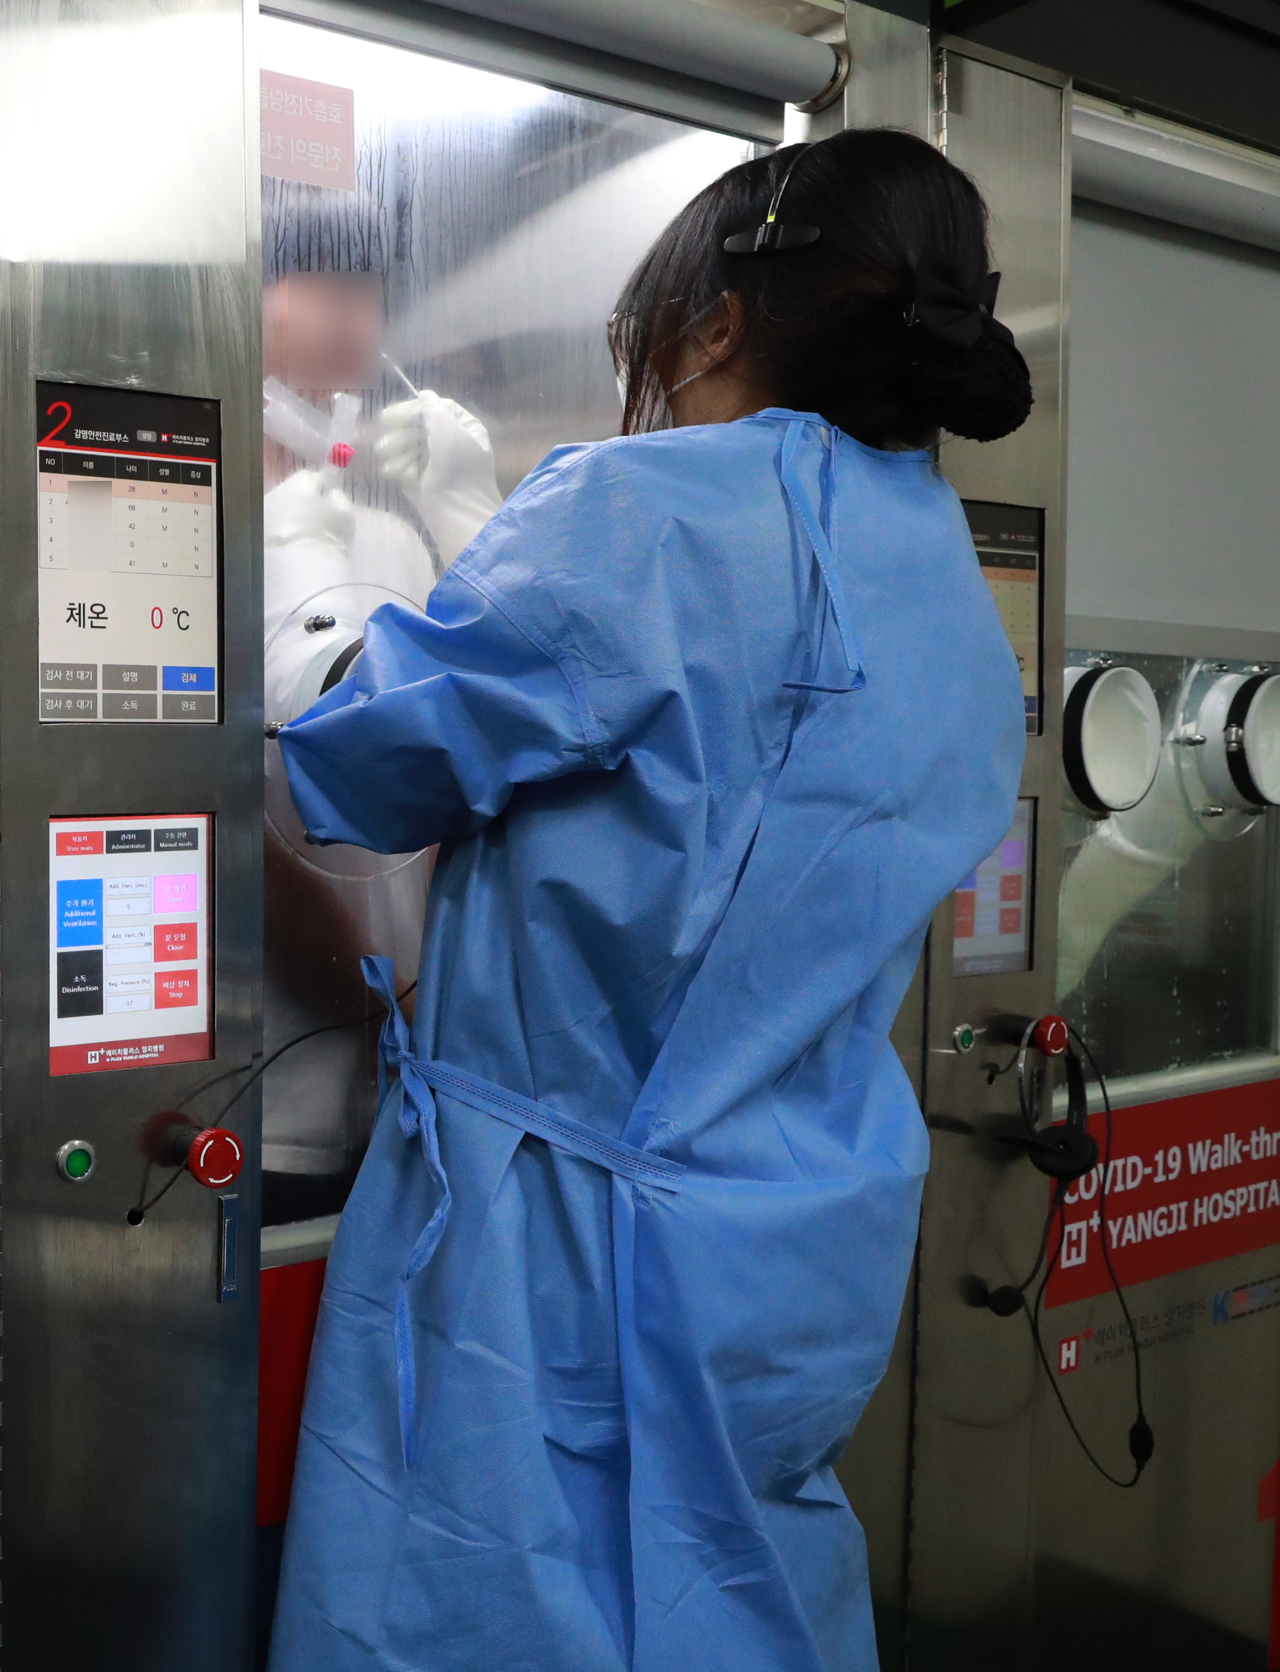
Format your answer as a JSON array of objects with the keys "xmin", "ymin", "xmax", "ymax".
[{"xmin": 374, "ymin": 390, "xmax": 503, "ymax": 572}]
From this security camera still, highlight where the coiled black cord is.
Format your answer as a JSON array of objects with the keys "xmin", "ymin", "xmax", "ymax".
[{"xmin": 1011, "ymin": 1029, "xmax": 1154, "ymax": 1487}]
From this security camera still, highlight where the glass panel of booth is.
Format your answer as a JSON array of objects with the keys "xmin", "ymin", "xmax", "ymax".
[
  {"xmin": 1059, "ymin": 179, "xmax": 1280, "ymax": 1093},
  {"xmin": 1057, "ymin": 649, "xmax": 1280, "ymax": 1081},
  {"xmin": 256, "ymin": 13, "xmax": 756, "ymax": 1222}
]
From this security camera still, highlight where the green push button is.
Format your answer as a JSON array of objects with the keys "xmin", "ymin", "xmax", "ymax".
[
  {"xmin": 56, "ymin": 1140, "xmax": 96, "ymax": 1183},
  {"xmin": 953, "ymin": 1024, "xmax": 976, "ymax": 1055}
]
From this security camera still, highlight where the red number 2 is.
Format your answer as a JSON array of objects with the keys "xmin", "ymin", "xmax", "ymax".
[{"xmin": 39, "ymin": 400, "xmax": 72, "ymax": 446}]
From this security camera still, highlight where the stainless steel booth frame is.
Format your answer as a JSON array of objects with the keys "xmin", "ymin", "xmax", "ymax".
[
  {"xmin": 0, "ymin": 0, "xmax": 811, "ymax": 1663},
  {"xmin": 3, "ymin": 0, "xmax": 1276, "ymax": 1664},
  {"xmin": 841, "ymin": 37, "xmax": 1280, "ymax": 1672},
  {"xmin": 836, "ymin": 33, "xmax": 1075, "ymax": 1669},
  {"xmin": 0, "ymin": 0, "xmax": 264, "ymax": 1664}
]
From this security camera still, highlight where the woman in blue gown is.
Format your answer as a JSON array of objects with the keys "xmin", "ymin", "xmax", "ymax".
[{"xmin": 271, "ymin": 129, "xmax": 1030, "ymax": 1671}]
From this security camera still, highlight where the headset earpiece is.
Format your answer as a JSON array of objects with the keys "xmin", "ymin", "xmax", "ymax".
[
  {"xmin": 985, "ymin": 1284, "xmax": 1024, "ymax": 1316},
  {"xmin": 1026, "ymin": 1045, "xmax": 1099, "ymax": 1181},
  {"xmin": 988, "ymin": 1013, "xmax": 1100, "ymax": 1182},
  {"xmin": 1026, "ymin": 1122, "xmax": 1099, "ymax": 1180},
  {"xmin": 960, "ymin": 1274, "xmax": 1027, "ymax": 1316}
]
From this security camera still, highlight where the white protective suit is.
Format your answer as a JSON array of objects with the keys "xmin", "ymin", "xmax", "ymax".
[
  {"xmin": 262, "ymin": 389, "xmax": 503, "ymax": 1179},
  {"xmin": 264, "ymin": 389, "xmax": 504, "ymax": 724}
]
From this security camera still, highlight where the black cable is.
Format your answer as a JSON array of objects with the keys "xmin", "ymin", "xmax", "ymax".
[
  {"xmin": 984, "ymin": 1047, "xmax": 1018, "ymax": 1086},
  {"xmin": 206, "ymin": 981, "xmax": 418, "ymax": 1128},
  {"xmin": 130, "ymin": 1157, "xmax": 187, "ymax": 1218},
  {"xmin": 978, "ymin": 1185, "xmax": 1061, "ymax": 1319},
  {"xmin": 136, "ymin": 1163, "xmax": 188, "ymax": 1217},
  {"xmin": 124, "ymin": 982, "xmax": 418, "ymax": 1224},
  {"xmin": 1024, "ymin": 1211, "xmax": 1144, "ymax": 1489},
  {"xmin": 1015, "ymin": 1187, "xmax": 1062, "ymax": 1295},
  {"xmin": 1014, "ymin": 1019, "xmax": 1042, "ymax": 1134},
  {"xmin": 178, "ymin": 980, "xmax": 416, "ymax": 1111},
  {"xmin": 1071, "ymin": 1025, "xmax": 1155, "ymax": 1473},
  {"xmin": 176, "ymin": 1057, "xmax": 267, "ymax": 1111},
  {"xmin": 1018, "ymin": 1029, "xmax": 1153, "ymax": 1488}
]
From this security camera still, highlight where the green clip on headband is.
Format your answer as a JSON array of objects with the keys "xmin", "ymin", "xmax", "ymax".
[{"xmin": 723, "ymin": 145, "xmax": 821, "ymax": 256}]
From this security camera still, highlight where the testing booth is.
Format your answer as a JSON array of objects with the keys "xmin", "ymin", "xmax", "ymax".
[{"xmin": 1, "ymin": 0, "xmax": 1280, "ymax": 1665}]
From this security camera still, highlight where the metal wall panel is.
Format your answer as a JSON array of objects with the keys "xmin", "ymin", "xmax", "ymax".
[
  {"xmin": 842, "ymin": 0, "xmax": 932, "ymax": 139},
  {"xmin": 264, "ymin": 0, "xmax": 787, "ymax": 141},
  {"xmin": 826, "ymin": 19, "xmax": 931, "ymax": 1665},
  {"xmin": 905, "ymin": 42, "xmax": 1071, "ymax": 1670},
  {"xmin": 1038, "ymin": 155, "xmax": 1280, "ymax": 1658},
  {"xmin": 1067, "ymin": 202, "xmax": 1280, "ymax": 635},
  {"xmin": 905, "ymin": 46, "xmax": 1280, "ymax": 1672},
  {"xmin": 0, "ymin": 0, "xmax": 263, "ymax": 1666},
  {"xmin": 1029, "ymin": 1232, "xmax": 1280, "ymax": 1668}
]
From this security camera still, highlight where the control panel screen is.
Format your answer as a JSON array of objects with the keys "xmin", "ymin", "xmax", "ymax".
[
  {"xmin": 963, "ymin": 501, "xmax": 1042, "ymax": 737},
  {"xmin": 49, "ymin": 815, "xmax": 212, "ymax": 1076},
  {"xmin": 953, "ymin": 798, "xmax": 1035, "ymax": 978},
  {"xmin": 36, "ymin": 381, "xmax": 221, "ymax": 723}
]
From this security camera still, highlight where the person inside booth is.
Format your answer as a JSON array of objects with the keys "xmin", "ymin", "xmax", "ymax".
[
  {"xmin": 259, "ymin": 267, "xmax": 503, "ymax": 1214},
  {"xmin": 262, "ymin": 268, "xmax": 503, "ymax": 724}
]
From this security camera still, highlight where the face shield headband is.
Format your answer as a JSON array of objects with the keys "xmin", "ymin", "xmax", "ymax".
[{"xmin": 722, "ymin": 145, "xmax": 821, "ymax": 256}]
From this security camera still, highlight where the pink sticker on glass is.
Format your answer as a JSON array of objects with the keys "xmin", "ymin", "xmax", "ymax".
[{"xmin": 261, "ymin": 70, "xmax": 356, "ymax": 193}]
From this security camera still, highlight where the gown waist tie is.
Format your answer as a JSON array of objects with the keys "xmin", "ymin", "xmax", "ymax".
[{"xmin": 360, "ymin": 955, "xmax": 685, "ymax": 1463}]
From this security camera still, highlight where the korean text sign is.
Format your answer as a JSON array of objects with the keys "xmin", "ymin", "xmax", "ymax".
[{"xmin": 261, "ymin": 70, "xmax": 355, "ymax": 192}]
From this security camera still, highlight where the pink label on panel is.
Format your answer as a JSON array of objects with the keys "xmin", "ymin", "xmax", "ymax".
[
  {"xmin": 154, "ymin": 874, "xmax": 197, "ymax": 914},
  {"xmin": 261, "ymin": 70, "xmax": 355, "ymax": 192}
]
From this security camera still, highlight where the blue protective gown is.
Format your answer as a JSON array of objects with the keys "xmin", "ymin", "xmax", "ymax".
[{"xmin": 270, "ymin": 409, "xmax": 1024, "ymax": 1672}]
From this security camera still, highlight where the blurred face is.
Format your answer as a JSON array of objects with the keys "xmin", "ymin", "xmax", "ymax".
[{"xmin": 263, "ymin": 273, "xmax": 383, "ymax": 390}]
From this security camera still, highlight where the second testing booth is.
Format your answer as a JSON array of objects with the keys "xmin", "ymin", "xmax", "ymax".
[{"xmin": 3, "ymin": 0, "xmax": 1280, "ymax": 1665}]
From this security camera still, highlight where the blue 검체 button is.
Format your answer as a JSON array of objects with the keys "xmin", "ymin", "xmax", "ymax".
[{"xmin": 162, "ymin": 666, "xmax": 216, "ymax": 692}]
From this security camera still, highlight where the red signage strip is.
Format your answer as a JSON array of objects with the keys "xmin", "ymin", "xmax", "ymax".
[
  {"xmin": 49, "ymin": 1032, "xmax": 211, "ymax": 1077},
  {"xmin": 1046, "ymin": 1078, "xmax": 1280, "ymax": 1308}
]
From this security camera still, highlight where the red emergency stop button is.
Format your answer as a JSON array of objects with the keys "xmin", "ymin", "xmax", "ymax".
[
  {"xmin": 1032, "ymin": 1015, "xmax": 1069, "ymax": 1057},
  {"xmin": 188, "ymin": 1127, "xmax": 244, "ymax": 1189}
]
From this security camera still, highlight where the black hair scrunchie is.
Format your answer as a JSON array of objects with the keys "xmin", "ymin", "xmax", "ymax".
[
  {"xmin": 908, "ymin": 250, "xmax": 1015, "ymax": 352},
  {"xmin": 906, "ymin": 249, "xmax": 1033, "ymax": 443}
]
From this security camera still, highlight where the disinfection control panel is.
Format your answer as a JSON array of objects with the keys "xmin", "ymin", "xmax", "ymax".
[
  {"xmin": 36, "ymin": 382, "xmax": 221, "ymax": 723},
  {"xmin": 48, "ymin": 815, "xmax": 212, "ymax": 1076},
  {"xmin": 953, "ymin": 797, "xmax": 1035, "ymax": 977}
]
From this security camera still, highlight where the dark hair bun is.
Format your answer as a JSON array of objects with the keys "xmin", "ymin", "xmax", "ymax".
[
  {"xmin": 912, "ymin": 330, "xmax": 1033, "ymax": 444},
  {"xmin": 614, "ymin": 129, "xmax": 1035, "ymax": 447}
]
